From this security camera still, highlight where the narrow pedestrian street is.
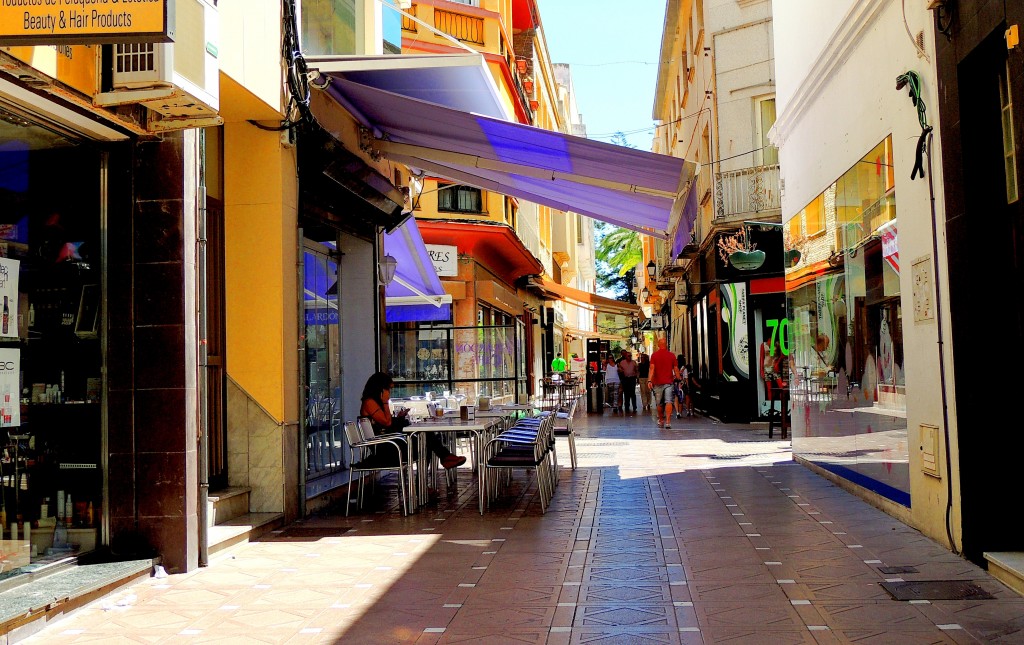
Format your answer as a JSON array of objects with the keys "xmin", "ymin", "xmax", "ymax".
[{"xmin": 23, "ymin": 412, "xmax": 1024, "ymax": 644}]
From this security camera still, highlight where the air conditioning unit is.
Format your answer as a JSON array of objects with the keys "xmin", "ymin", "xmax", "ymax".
[{"xmin": 95, "ymin": 0, "xmax": 221, "ymax": 132}]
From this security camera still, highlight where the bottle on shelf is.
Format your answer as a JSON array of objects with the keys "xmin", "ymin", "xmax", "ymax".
[{"xmin": 1, "ymin": 295, "xmax": 8, "ymax": 335}]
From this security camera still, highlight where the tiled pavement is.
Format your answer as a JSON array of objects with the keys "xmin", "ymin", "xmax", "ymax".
[{"xmin": 22, "ymin": 409, "xmax": 1024, "ymax": 644}]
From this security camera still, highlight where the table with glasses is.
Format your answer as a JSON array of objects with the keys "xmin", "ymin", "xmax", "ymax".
[{"xmin": 404, "ymin": 416, "xmax": 503, "ymax": 514}]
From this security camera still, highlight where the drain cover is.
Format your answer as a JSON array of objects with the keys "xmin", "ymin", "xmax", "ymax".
[
  {"xmin": 881, "ymin": 580, "xmax": 994, "ymax": 600},
  {"xmin": 878, "ymin": 566, "xmax": 919, "ymax": 574}
]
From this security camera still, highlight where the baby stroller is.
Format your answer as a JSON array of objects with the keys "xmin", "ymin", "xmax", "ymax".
[{"xmin": 672, "ymin": 379, "xmax": 687, "ymax": 419}]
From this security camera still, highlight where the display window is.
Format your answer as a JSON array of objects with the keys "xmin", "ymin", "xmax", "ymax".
[
  {"xmin": 0, "ymin": 106, "xmax": 104, "ymax": 576},
  {"xmin": 785, "ymin": 136, "xmax": 909, "ymax": 506},
  {"xmin": 302, "ymin": 239, "xmax": 345, "ymax": 481}
]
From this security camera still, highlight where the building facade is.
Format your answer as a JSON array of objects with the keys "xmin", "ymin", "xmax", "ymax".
[
  {"xmin": 772, "ymin": 0, "xmax": 962, "ymax": 562},
  {"xmin": 649, "ymin": 0, "xmax": 786, "ymax": 423}
]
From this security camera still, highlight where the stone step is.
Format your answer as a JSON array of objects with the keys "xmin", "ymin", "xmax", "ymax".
[
  {"xmin": 984, "ymin": 552, "xmax": 1024, "ymax": 597},
  {"xmin": 207, "ymin": 487, "xmax": 250, "ymax": 527},
  {"xmin": 207, "ymin": 512, "xmax": 284, "ymax": 559},
  {"xmin": 0, "ymin": 556, "xmax": 157, "ymax": 643}
]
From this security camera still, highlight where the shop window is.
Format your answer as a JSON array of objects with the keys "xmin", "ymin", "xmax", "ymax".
[
  {"xmin": 438, "ymin": 183, "xmax": 484, "ymax": 213},
  {"xmin": 802, "ymin": 194, "xmax": 825, "ymax": 237},
  {"xmin": 0, "ymin": 130, "xmax": 104, "ymax": 572},
  {"xmin": 785, "ymin": 135, "xmax": 908, "ymax": 506},
  {"xmin": 302, "ymin": 240, "xmax": 345, "ymax": 481}
]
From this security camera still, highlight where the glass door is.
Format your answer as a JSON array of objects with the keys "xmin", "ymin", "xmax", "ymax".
[{"xmin": 302, "ymin": 240, "xmax": 344, "ymax": 479}]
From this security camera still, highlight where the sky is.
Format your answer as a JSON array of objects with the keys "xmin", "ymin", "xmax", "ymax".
[{"xmin": 538, "ymin": 0, "xmax": 667, "ymax": 151}]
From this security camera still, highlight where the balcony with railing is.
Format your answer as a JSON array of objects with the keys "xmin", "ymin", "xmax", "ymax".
[{"xmin": 714, "ymin": 164, "xmax": 781, "ymax": 220}]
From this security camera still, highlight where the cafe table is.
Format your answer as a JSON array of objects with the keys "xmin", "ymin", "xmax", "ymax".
[{"xmin": 404, "ymin": 417, "xmax": 502, "ymax": 514}]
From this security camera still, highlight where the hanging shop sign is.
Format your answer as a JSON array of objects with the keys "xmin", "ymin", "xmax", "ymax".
[{"xmin": 0, "ymin": 0, "xmax": 173, "ymax": 46}]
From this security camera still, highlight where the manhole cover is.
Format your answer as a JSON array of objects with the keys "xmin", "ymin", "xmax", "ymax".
[
  {"xmin": 878, "ymin": 566, "xmax": 919, "ymax": 574},
  {"xmin": 881, "ymin": 580, "xmax": 994, "ymax": 601}
]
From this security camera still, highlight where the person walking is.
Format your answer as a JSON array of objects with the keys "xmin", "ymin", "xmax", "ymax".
[
  {"xmin": 637, "ymin": 351, "xmax": 651, "ymax": 411},
  {"xmin": 647, "ymin": 337, "xmax": 681, "ymax": 428},
  {"xmin": 682, "ymin": 362, "xmax": 699, "ymax": 417},
  {"xmin": 603, "ymin": 354, "xmax": 622, "ymax": 413},
  {"xmin": 617, "ymin": 349, "xmax": 639, "ymax": 413}
]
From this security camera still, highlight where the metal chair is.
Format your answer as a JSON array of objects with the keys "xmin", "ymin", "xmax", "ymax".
[
  {"xmin": 343, "ymin": 421, "xmax": 408, "ymax": 516},
  {"xmin": 552, "ymin": 396, "xmax": 580, "ymax": 470},
  {"xmin": 483, "ymin": 413, "xmax": 555, "ymax": 513}
]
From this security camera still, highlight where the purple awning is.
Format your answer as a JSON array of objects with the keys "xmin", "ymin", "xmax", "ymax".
[
  {"xmin": 309, "ymin": 57, "xmax": 697, "ymax": 238},
  {"xmin": 383, "ymin": 217, "xmax": 451, "ymax": 323},
  {"xmin": 671, "ymin": 181, "xmax": 699, "ymax": 258}
]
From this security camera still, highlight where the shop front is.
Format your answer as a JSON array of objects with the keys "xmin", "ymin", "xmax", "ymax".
[
  {"xmin": 0, "ymin": 95, "xmax": 120, "ymax": 578},
  {"xmin": 784, "ymin": 136, "xmax": 909, "ymax": 507}
]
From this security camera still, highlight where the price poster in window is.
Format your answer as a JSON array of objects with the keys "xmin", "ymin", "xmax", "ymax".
[
  {"xmin": 0, "ymin": 348, "xmax": 19, "ymax": 427},
  {"xmin": 0, "ymin": 257, "xmax": 19, "ymax": 339}
]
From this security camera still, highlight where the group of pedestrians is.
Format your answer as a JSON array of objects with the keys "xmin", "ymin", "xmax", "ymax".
[
  {"xmin": 646, "ymin": 337, "xmax": 699, "ymax": 428},
  {"xmin": 601, "ymin": 340, "xmax": 698, "ymax": 424}
]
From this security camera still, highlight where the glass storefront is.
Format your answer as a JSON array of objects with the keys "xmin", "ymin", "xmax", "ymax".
[
  {"xmin": 385, "ymin": 319, "xmax": 527, "ymax": 402},
  {"xmin": 0, "ymin": 108, "xmax": 104, "ymax": 576},
  {"xmin": 302, "ymin": 240, "xmax": 345, "ymax": 480},
  {"xmin": 785, "ymin": 136, "xmax": 909, "ymax": 505}
]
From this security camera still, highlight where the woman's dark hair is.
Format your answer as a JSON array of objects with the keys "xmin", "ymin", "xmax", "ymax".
[
  {"xmin": 361, "ymin": 371, "xmax": 394, "ymax": 407},
  {"xmin": 639, "ymin": 352, "xmax": 650, "ymax": 364}
]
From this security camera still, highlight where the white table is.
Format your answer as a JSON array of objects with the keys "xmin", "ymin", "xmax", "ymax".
[{"xmin": 404, "ymin": 417, "xmax": 501, "ymax": 514}]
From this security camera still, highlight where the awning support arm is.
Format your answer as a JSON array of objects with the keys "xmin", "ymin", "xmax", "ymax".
[{"xmin": 392, "ymin": 275, "xmax": 446, "ymax": 308}]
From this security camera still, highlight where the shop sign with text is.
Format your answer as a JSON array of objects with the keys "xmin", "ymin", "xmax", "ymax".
[
  {"xmin": 0, "ymin": 0, "xmax": 172, "ymax": 46},
  {"xmin": 426, "ymin": 244, "xmax": 458, "ymax": 277}
]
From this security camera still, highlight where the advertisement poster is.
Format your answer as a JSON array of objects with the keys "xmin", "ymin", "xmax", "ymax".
[
  {"xmin": 0, "ymin": 348, "xmax": 20, "ymax": 427},
  {"xmin": 0, "ymin": 257, "xmax": 19, "ymax": 339}
]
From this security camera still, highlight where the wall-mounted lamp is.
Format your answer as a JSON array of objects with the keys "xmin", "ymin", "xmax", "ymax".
[
  {"xmin": 646, "ymin": 260, "xmax": 657, "ymax": 281},
  {"xmin": 378, "ymin": 254, "xmax": 398, "ymax": 286},
  {"xmin": 640, "ymin": 287, "xmax": 650, "ymax": 302}
]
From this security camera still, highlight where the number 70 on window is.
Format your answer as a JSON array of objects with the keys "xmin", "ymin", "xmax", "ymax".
[{"xmin": 765, "ymin": 318, "xmax": 790, "ymax": 356}]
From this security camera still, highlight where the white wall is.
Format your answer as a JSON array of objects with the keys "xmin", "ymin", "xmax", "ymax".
[
  {"xmin": 218, "ymin": 0, "xmax": 285, "ymax": 114},
  {"xmin": 772, "ymin": 0, "xmax": 853, "ymax": 114}
]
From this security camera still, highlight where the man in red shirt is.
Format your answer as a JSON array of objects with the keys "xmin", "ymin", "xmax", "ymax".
[{"xmin": 647, "ymin": 336, "xmax": 681, "ymax": 428}]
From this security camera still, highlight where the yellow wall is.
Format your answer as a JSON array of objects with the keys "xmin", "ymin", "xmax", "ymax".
[{"xmin": 223, "ymin": 123, "xmax": 298, "ymax": 424}]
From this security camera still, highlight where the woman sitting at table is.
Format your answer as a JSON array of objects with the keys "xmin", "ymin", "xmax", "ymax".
[{"xmin": 359, "ymin": 372, "xmax": 466, "ymax": 470}]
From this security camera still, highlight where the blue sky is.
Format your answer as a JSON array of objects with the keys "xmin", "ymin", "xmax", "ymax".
[{"xmin": 539, "ymin": 0, "xmax": 666, "ymax": 150}]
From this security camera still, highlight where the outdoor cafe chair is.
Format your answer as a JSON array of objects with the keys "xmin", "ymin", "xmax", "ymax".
[
  {"xmin": 343, "ymin": 421, "xmax": 409, "ymax": 516},
  {"xmin": 483, "ymin": 413, "xmax": 555, "ymax": 513},
  {"xmin": 551, "ymin": 396, "xmax": 580, "ymax": 470}
]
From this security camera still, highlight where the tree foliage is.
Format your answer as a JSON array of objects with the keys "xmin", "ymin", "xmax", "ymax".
[{"xmin": 593, "ymin": 131, "xmax": 643, "ymax": 302}]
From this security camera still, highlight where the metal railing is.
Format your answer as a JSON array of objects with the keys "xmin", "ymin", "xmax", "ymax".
[
  {"xmin": 715, "ymin": 164, "xmax": 781, "ymax": 219},
  {"xmin": 433, "ymin": 8, "xmax": 485, "ymax": 45}
]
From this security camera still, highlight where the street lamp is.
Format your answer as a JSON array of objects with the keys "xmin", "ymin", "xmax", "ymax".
[
  {"xmin": 646, "ymin": 260, "xmax": 657, "ymax": 281},
  {"xmin": 640, "ymin": 287, "xmax": 650, "ymax": 303},
  {"xmin": 378, "ymin": 254, "xmax": 398, "ymax": 285}
]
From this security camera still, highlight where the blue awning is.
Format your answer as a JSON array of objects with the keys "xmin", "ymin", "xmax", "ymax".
[{"xmin": 384, "ymin": 217, "xmax": 452, "ymax": 323}]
